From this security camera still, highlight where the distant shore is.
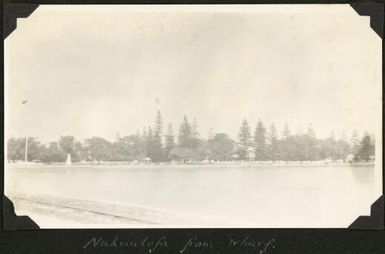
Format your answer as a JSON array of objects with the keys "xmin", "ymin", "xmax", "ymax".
[{"xmin": 6, "ymin": 160, "xmax": 375, "ymax": 169}]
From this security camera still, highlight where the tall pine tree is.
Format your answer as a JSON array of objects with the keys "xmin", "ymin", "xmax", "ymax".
[
  {"xmin": 267, "ymin": 123, "xmax": 279, "ymax": 161},
  {"xmin": 281, "ymin": 122, "xmax": 291, "ymax": 162},
  {"xmin": 254, "ymin": 119, "xmax": 266, "ymax": 161},
  {"xmin": 165, "ymin": 123, "xmax": 175, "ymax": 160},
  {"xmin": 238, "ymin": 118, "xmax": 252, "ymax": 160},
  {"xmin": 337, "ymin": 133, "xmax": 351, "ymax": 162},
  {"xmin": 145, "ymin": 111, "xmax": 164, "ymax": 162},
  {"xmin": 357, "ymin": 134, "xmax": 374, "ymax": 162},
  {"xmin": 192, "ymin": 117, "xmax": 199, "ymax": 138},
  {"xmin": 306, "ymin": 123, "xmax": 318, "ymax": 161},
  {"xmin": 307, "ymin": 123, "xmax": 316, "ymax": 138},
  {"xmin": 152, "ymin": 111, "xmax": 164, "ymax": 162},
  {"xmin": 350, "ymin": 130, "xmax": 360, "ymax": 156},
  {"xmin": 179, "ymin": 115, "xmax": 193, "ymax": 148},
  {"xmin": 154, "ymin": 110, "xmax": 163, "ymax": 138},
  {"xmin": 282, "ymin": 122, "xmax": 290, "ymax": 139}
]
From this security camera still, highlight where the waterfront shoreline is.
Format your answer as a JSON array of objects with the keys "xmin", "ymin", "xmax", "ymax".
[{"xmin": 6, "ymin": 161, "xmax": 375, "ymax": 169}]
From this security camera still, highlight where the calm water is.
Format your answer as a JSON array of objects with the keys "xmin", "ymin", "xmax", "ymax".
[{"xmin": 5, "ymin": 163, "xmax": 375, "ymax": 227}]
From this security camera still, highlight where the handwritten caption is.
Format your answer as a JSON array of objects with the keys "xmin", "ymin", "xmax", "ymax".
[{"xmin": 83, "ymin": 236, "xmax": 276, "ymax": 253}]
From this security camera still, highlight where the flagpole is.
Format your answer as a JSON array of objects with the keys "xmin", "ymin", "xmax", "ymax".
[{"xmin": 22, "ymin": 100, "xmax": 28, "ymax": 163}]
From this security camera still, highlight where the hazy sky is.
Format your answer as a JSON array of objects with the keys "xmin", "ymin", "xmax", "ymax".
[{"xmin": 5, "ymin": 5, "xmax": 382, "ymax": 142}]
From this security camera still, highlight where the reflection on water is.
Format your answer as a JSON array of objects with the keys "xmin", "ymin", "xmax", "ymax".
[
  {"xmin": 349, "ymin": 165, "xmax": 374, "ymax": 185},
  {"xmin": 5, "ymin": 164, "xmax": 375, "ymax": 227}
]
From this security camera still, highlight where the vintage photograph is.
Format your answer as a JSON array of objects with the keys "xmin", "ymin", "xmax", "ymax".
[{"xmin": 4, "ymin": 4, "xmax": 382, "ymax": 228}]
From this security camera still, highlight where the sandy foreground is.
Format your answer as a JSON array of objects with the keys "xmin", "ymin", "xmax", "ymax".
[{"xmin": 8, "ymin": 194, "xmax": 224, "ymax": 228}]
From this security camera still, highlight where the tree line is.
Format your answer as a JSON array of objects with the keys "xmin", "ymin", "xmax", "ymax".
[{"xmin": 7, "ymin": 111, "xmax": 375, "ymax": 164}]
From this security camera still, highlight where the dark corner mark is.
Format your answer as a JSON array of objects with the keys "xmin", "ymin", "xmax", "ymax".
[
  {"xmin": 3, "ymin": 195, "xmax": 40, "ymax": 231},
  {"xmin": 349, "ymin": 2, "xmax": 384, "ymax": 39},
  {"xmin": 2, "ymin": 3, "xmax": 39, "ymax": 40},
  {"xmin": 348, "ymin": 2, "xmax": 384, "ymax": 230},
  {"xmin": 348, "ymin": 196, "xmax": 384, "ymax": 230}
]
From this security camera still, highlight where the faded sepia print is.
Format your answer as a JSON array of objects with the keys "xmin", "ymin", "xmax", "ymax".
[{"xmin": 4, "ymin": 5, "xmax": 382, "ymax": 228}]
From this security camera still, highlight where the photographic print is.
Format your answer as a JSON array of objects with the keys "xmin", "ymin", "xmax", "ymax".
[{"xmin": 4, "ymin": 4, "xmax": 382, "ymax": 228}]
